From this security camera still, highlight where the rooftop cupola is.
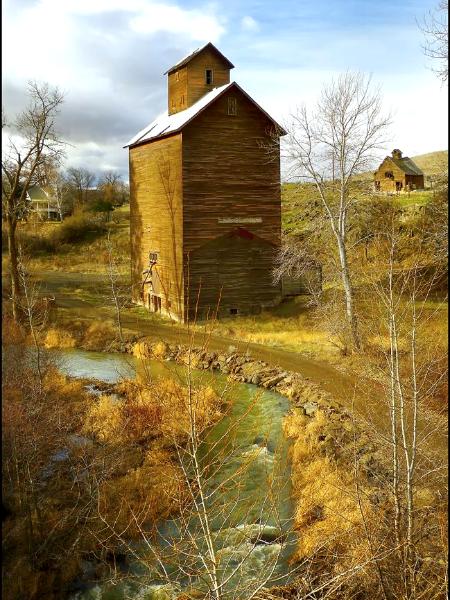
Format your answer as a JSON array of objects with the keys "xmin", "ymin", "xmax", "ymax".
[
  {"xmin": 392, "ymin": 149, "xmax": 403, "ymax": 159},
  {"xmin": 164, "ymin": 42, "xmax": 234, "ymax": 115}
]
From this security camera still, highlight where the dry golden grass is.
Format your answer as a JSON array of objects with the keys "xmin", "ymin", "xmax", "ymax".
[
  {"xmin": 98, "ymin": 443, "xmax": 187, "ymax": 536},
  {"xmin": 82, "ymin": 320, "xmax": 117, "ymax": 350},
  {"xmin": 43, "ymin": 328, "xmax": 77, "ymax": 349},
  {"xmin": 205, "ymin": 305, "xmax": 339, "ymax": 358},
  {"xmin": 284, "ymin": 410, "xmax": 376, "ymax": 570},
  {"xmin": 82, "ymin": 394, "xmax": 124, "ymax": 443},
  {"xmin": 114, "ymin": 377, "xmax": 223, "ymax": 443}
]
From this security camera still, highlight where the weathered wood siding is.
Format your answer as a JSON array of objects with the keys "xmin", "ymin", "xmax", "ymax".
[
  {"xmin": 168, "ymin": 48, "xmax": 231, "ymax": 115},
  {"xmin": 405, "ymin": 173, "xmax": 424, "ymax": 189},
  {"xmin": 374, "ymin": 157, "xmax": 424, "ymax": 192},
  {"xmin": 182, "ymin": 87, "xmax": 281, "ymax": 251},
  {"xmin": 129, "ymin": 133, "xmax": 185, "ymax": 320},
  {"xmin": 187, "ymin": 231, "xmax": 280, "ymax": 320},
  {"xmin": 168, "ymin": 66, "xmax": 188, "ymax": 115},
  {"xmin": 186, "ymin": 48, "xmax": 231, "ymax": 107},
  {"xmin": 374, "ymin": 157, "xmax": 406, "ymax": 192},
  {"xmin": 182, "ymin": 87, "xmax": 282, "ymax": 317}
]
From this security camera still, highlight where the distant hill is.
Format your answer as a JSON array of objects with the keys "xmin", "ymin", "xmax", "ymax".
[{"xmin": 410, "ymin": 150, "xmax": 448, "ymax": 177}]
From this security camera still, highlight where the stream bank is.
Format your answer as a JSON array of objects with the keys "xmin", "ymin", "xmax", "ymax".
[{"xmin": 57, "ymin": 339, "xmax": 396, "ymax": 599}]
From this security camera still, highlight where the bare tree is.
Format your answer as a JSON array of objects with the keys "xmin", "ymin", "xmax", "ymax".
[
  {"xmin": 420, "ymin": 0, "xmax": 448, "ymax": 83},
  {"xmin": 2, "ymin": 82, "xmax": 65, "ymax": 320},
  {"xmin": 282, "ymin": 72, "xmax": 391, "ymax": 350},
  {"xmin": 360, "ymin": 210, "xmax": 448, "ymax": 599},
  {"xmin": 66, "ymin": 166, "xmax": 96, "ymax": 208},
  {"xmin": 52, "ymin": 170, "xmax": 74, "ymax": 220},
  {"xmin": 98, "ymin": 171, "xmax": 124, "ymax": 205},
  {"xmin": 105, "ymin": 230, "xmax": 128, "ymax": 347}
]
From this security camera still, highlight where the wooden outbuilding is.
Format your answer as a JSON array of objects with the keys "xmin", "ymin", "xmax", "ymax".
[
  {"xmin": 374, "ymin": 149, "xmax": 424, "ymax": 193},
  {"xmin": 126, "ymin": 43, "xmax": 286, "ymax": 322}
]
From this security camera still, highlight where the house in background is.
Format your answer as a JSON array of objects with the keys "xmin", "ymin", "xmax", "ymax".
[
  {"xmin": 374, "ymin": 149, "xmax": 425, "ymax": 193},
  {"xmin": 27, "ymin": 185, "xmax": 60, "ymax": 221},
  {"xmin": 126, "ymin": 42, "xmax": 286, "ymax": 322}
]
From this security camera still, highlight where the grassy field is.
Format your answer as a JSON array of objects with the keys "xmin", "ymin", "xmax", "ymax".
[
  {"xmin": 412, "ymin": 149, "xmax": 448, "ymax": 176},
  {"xmin": 4, "ymin": 205, "xmax": 131, "ymax": 275}
]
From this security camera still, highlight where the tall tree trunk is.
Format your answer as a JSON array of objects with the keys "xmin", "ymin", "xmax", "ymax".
[
  {"xmin": 336, "ymin": 234, "xmax": 361, "ymax": 350},
  {"xmin": 7, "ymin": 216, "xmax": 21, "ymax": 322}
]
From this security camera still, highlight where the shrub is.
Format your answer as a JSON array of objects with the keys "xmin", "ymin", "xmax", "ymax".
[
  {"xmin": 17, "ymin": 230, "xmax": 56, "ymax": 255},
  {"xmin": 43, "ymin": 328, "xmax": 77, "ymax": 349},
  {"xmin": 49, "ymin": 214, "xmax": 106, "ymax": 245},
  {"xmin": 82, "ymin": 394, "xmax": 124, "ymax": 443},
  {"xmin": 98, "ymin": 445, "xmax": 186, "ymax": 535},
  {"xmin": 82, "ymin": 320, "xmax": 116, "ymax": 351}
]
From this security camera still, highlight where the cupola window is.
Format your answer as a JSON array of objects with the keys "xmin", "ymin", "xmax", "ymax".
[{"xmin": 205, "ymin": 69, "xmax": 214, "ymax": 85}]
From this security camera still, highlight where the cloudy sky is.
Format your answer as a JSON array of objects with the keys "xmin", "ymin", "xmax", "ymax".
[{"xmin": 2, "ymin": 0, "xmax": 448, "ymax": 181}]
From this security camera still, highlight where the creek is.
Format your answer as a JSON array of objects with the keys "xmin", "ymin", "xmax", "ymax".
[{"xmin": 49, "ymin": 348, "xmax": 296, "ymax": 600}]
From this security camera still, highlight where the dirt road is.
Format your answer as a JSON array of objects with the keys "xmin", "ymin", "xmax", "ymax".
[{"xmin": 33, "ymin": 271, "xmax": 369, "ymax": 407}]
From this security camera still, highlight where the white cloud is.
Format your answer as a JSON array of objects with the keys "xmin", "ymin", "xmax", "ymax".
[
  {"xmin": 2, "ymin": 0, "xmax": 225, "ymax": 86},
  {"xmin": 238, "ymin": 67, "xmax": 448, "ymax": 161},
  {"xmin": 130, "ymin": 2, "xmax": 225, "ymax": 41},
  {"xmin": 241, "ymin": 16, "xmax": 259, "ymax": 32}
]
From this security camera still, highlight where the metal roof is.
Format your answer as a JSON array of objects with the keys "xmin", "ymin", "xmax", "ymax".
[
  {"xmin": 391, "ymin": 156, "xmax": 424, "ymax": 176},
  {"xmin": 125, "ymin": 82, "xmax": 287, "ymax": 148},
  {"xmin": 164, "ymin": 42, "xmax": 234, "ymax": 75}
]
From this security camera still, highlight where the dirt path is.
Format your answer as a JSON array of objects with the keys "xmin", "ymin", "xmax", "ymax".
[{"xmin": 33, "ymin": 271, "xmax": 367, "ymax": 407}]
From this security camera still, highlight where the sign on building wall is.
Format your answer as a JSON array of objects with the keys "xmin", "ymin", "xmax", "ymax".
[{"xmin": 218, "ymin": 217, "xmax": 263, "ymax": 224}]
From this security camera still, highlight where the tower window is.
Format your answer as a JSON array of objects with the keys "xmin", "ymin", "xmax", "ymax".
[
  {"xmin": 228, "ymin": 97, "xmax": 237, "ymax": 116},
  {"xmin": 205, "ymin": 69, "xmax": 214, "ymax": 85},
  {"xmin": 175, "ymin": 71, "xmax": 179, "ymax": 82}
]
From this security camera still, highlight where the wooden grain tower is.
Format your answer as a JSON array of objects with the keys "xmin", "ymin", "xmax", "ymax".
[{"xmin": 126, "ymin": 43, "xmax": 286, "ymax": 322}]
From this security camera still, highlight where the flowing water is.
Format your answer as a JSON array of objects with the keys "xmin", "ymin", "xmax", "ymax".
[{"xmin": 50, "ymin": 348, "xmax": 295, "ymax": 600}]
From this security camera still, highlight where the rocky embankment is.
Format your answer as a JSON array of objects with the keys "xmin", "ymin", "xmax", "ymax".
[{"xmin": 131, "ymin": 340, "xmax": 389, "ymax": 486}]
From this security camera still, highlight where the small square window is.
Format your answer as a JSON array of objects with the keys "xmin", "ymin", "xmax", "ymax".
[
  {"xmin": 229, "ymin": 308, "xmax": 239, "ymax": 315},
  {"xmin": 205, "ymin": 69, "xmax": 214, "ymax": 85},
  {"xmin": 228, "ymin": 97, "xmax": 237, "ymax": 116}
]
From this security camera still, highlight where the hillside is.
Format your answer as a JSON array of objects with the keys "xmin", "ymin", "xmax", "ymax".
[{"xmin": 411, "ymin": 150, "xmax": 448, "ymax": 176}]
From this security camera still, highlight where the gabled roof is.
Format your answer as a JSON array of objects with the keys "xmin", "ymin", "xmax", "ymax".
[
  {"xmin": 125, "ymin": 82, "xmax": 287, "ymax": 148},
  {"xmin": 164, "ymin": 42, "xmax": 234, "ymax": 75},
  {"xmin": 390, "ymin": 156, "xmax": 424, "ymax": 176},
  {"xmin": 27, "ymin": 185, "xmax": 51, "ymax": 200}
]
